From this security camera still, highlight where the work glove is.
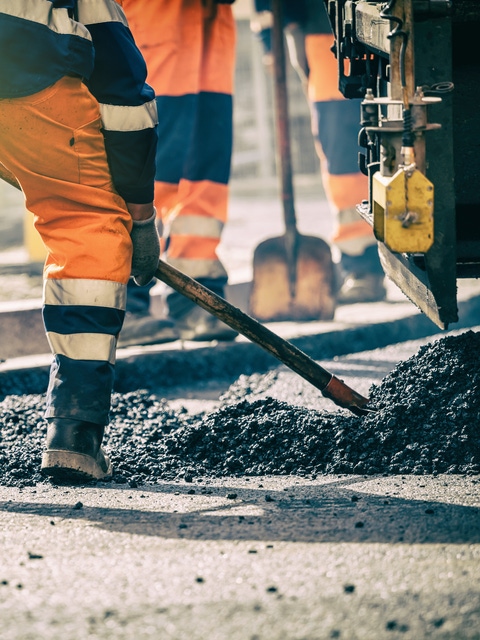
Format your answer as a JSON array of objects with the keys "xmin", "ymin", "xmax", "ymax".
[{"xmin": 130, "ymin": 209, "xmax": 161, "ymax": 286}]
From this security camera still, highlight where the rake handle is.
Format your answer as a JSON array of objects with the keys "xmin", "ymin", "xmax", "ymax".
[{"xmin": 155, "ymin": 261, "xmax": 370, "ymax": 416}]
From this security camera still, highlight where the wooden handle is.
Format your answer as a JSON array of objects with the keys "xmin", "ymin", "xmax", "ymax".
[
  {"xmin": 0, "ymin": 168, "xmax": 369, "ymax": 415},
  {"xmin": 272, "ymin": 0, "xmax": 296, "ymax": 236},
  {"xmin": 155, "ymin": 261, "xmax": 370, "ymax": 415}
]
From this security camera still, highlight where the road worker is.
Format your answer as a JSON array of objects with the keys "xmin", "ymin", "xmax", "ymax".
[
  {"xmin": 251, "ymin": 0, "xmax": 386, "ymax": 303},
  {"xmin": 0, "ymin": 1, "xmax": 160, "ymax": 481},
  {"xmin": 119, "ymin": 0, "xmax": 238, "ymax": 345}
]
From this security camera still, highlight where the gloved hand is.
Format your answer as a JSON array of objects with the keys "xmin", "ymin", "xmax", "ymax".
[{"xmin": 130, "ymin": 208, "xmax": 161, "ymax": 286}]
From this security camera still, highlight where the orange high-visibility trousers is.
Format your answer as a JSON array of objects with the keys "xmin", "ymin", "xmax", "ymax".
[
  {"xmin": 123, "ymin": 0, "xmax": 236, "ymax": 283},
  {"xmin": 305, "ymin": 29, "xmax": 376, "ymax": 255},
  {"xmin": 0, "ymin": 76, "xmax": 132, "ymax": 282},
  {"xmin": 305, "ymin": 32, "xmax": 374, "ymax": 257},
  {"xmin": 0, "ymin": 76, "xmax": 132, "ymax": 424}
]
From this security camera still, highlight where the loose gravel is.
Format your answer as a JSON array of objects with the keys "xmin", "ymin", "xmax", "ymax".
[{"xmin": 0, "ymin": 330, "xmax": 479, "ymax": 487}]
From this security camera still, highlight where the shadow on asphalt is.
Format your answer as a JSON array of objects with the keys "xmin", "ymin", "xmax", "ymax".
[{"xmin": 2, "ymin": 477, "xmax": 479, "ymax": 544}]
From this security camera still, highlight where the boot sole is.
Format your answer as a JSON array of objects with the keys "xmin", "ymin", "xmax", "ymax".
[{"xmin": 41, "ymin": 449, "xmax": 112, "ymax": 483}]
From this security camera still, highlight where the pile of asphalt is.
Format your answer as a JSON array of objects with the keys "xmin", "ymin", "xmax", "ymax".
[{"xmin": 0, "ymin": 331, "xmax": 478, "ymax": 487}]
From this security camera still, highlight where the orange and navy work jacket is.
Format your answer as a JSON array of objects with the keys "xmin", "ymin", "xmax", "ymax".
[{"xmin": 0, "ymin": 0, "xmax": 158, "ymax": 205}]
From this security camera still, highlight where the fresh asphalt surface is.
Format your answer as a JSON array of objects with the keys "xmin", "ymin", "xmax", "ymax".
[
  {"xmin": 1, "ymin": 472, "xmax": 479, "ymax": 640},
  {"xmin": 1, "ymin": 182, "xmax": 480, "ymax": 639},
  {"xmin": 1, "ymin": 335, "xmax": 480, "ymax": 640}
]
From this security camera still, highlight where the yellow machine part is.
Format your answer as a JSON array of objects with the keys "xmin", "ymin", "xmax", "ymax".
[{"xmin": 372, "ymin": 168, "xmax": 434, "ymax": 253}]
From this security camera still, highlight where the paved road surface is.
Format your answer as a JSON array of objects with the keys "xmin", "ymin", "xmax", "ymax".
[
  {"xmin": 1, "ymin": 181, "xmax": 479, "ymax": 639},
  {"xmin": 1, "ymin": 337, "xmax": 479, "ymax": 640}
]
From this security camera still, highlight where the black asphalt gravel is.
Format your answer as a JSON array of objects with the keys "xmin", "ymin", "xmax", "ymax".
[{"xmin": 0, "ymin": 330, "xmax": 479, "ymax": 487}]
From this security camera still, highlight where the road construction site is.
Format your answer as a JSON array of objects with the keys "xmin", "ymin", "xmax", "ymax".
[
  {"xmin": 0, "ymin": 180, "xmax": 479, "ymax": 639},
  {"xmin": 1, "ymin": 334, "xmax": 479, "ymax": 640}
]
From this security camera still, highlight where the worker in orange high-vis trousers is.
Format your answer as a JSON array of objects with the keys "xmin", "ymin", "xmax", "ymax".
[
  {"xmin": 0, "ymin": 1, "xmax": 164, "ymax": 482},
  {"xmin": 119, "ymin": 0, "xmax": 238, "ymax": 345},
  {"xmin": 251, "ymin": 0, "xmax": 386, "ymax": 303}
]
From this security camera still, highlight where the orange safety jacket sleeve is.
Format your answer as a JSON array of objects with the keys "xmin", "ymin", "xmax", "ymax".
[{"xmin": 0, "ymin": 1, "xmax": 158, "ymax": 205}]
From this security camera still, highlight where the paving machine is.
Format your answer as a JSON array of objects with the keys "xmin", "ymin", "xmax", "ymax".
[{"xmin": 322, "ymin": 0, "xmax": 480, "ymax": 328}]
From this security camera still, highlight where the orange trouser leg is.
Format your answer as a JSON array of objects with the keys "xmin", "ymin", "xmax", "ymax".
[
  {"xmin": 305, "ymin": 34, "xmax": 375, "ymax": 256},
  {"xmin": 0, "ymin": 75, "xmax": 132, "ymax": 284},
  {"xmin": 165, "ymin": 3, "xmax": 235, "ymax": 281},
  {"xmin": 0, "ymin": 76, "xmax": 132, "ymax": 424},
  {"xmin": 126, "ymin": 0, "xmax": 236, "ymax": 282}
]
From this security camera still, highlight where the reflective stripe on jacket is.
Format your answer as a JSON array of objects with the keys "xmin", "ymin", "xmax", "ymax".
[{"xmin": 0, "ymin": 0, "xmax": 158, "ymax": 203}]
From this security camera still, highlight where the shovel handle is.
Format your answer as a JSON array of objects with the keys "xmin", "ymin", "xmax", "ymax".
[
  {"xmin": 155, "ymin": 261, "xmax": 370, "ymax": 416},
  {"xmin": 272, "ymin": 0, "xmax": 296, "ymax": 237},
  {"xmin": 272, "ymin": 0, "xmax": 299, "ymax": 297}
]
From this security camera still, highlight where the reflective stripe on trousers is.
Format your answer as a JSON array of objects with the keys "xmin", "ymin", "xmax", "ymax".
[
  {"xmin": 0, "ymin": 75, "xmax": 131, "ymax": 424},
  {"xmin": 305, "ymin": 33, "xmax": 375, "ymax": 256},
  {"xmin": 123, "ymin": 0, "xmax": 236, "ymax": 282}
]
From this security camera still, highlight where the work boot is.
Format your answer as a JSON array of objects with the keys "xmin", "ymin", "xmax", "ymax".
[
  {"xmin": 164, "ymin": 280, "xmax": 238, "ymax": 342},
  {"xmin": 41, "ymin": 418, "xmax": 112, "ymax": 483},
  {"xmin": 174, "ymin": 304, "xmax": 238, "ymax": 342},
  {"xmin": 118, "ymin": 313, "xmax": 180, "ymax": 348},
  {"xmin": 336, "ymin": 245, "xmax": 387, "ymax": 304},
  {"xmin": 337, "ymin": 272, "xmax": 387, "ymax": 304}
]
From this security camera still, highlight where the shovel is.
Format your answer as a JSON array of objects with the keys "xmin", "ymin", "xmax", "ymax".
[
  {"xmin": 156, "ymin": 261, "xmax": 371, "ymax": 417},
  {"xmin": 249, "ymin": 0, "xmax": 336, "ymax": 322}
]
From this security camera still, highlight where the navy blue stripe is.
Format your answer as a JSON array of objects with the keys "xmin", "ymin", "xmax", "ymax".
[
  {"xmin": 86, "ymin": 22, "xmax": 154, "ymax": 107},
  {"xmin": 185, "ymin": 92, "xmax": 233, "ymax": 185},
  {"xmin": 155, "ymin": 92, "xmax": 232, "ymax": 185},
  {"xmin": 312, "ymin": 99, "xmax": 362, "ymax": 175},
  {"xmin": 49, "ymin": 1, "xmax": 76, "ymax": 8},
  {"xmin": 155, "ymin": 95, "xmax": 197, "ymax": 184},
  {"xmin": 46, "ymin": 354, "xmax": 114, "ymax": 424},
  {"xmin": 0, "ymin": 14, "xmax": 93, "ymax": 99},
  {"xmin": 103, "ymin": 128, "xmax": 157, "ymax": 203},
  {"xmin": 43, "ymin": 304, "xmax": 125, "ymax": 337}
]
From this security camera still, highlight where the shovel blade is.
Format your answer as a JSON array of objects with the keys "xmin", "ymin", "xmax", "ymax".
[{"xmin": 249, "ymin": 234, "xmax": 336, "ymax": 322}]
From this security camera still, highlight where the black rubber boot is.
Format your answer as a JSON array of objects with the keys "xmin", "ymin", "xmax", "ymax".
[{"xmin": 41, "ymin": 418, "xmax": 112, "ymax": 483}]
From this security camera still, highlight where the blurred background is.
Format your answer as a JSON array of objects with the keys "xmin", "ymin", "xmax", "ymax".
[
  {"xmin": 231, "ymin": 0, "xmax": 320, "ymax": 185},
  {"xmin": 0, "ymin": 0, "xmax": 329, "ymax": 299}
]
